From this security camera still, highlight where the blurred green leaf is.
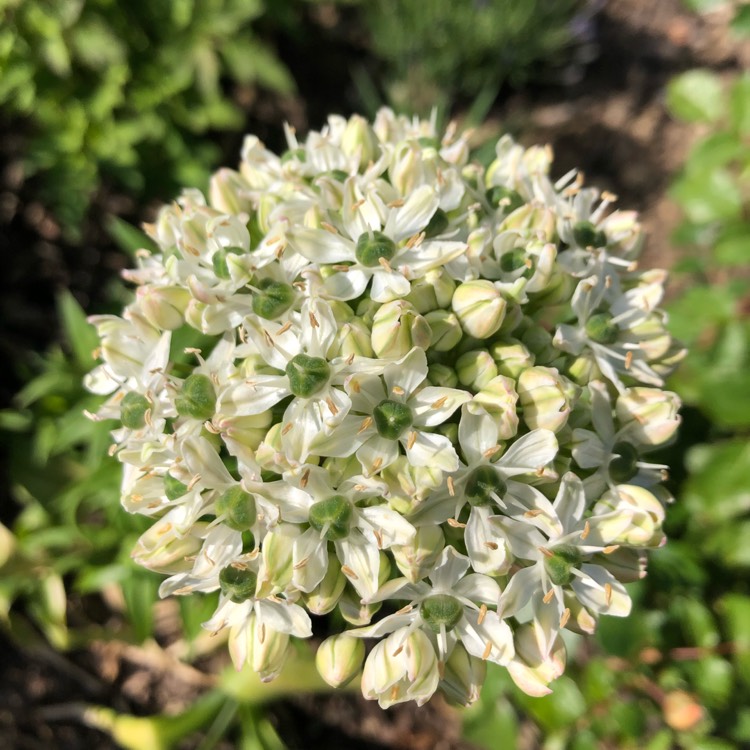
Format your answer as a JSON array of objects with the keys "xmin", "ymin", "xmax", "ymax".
[
  {"xmin": 729, "ymin": 74, "xmax": 750, "ymax": 134},
  {"xmin": 670, "ymin": 167, "xmax": 742, "ymax": 224},
  {"xmin": 121, "ymin": 571, "xmax": 160, "ymax": 643},
  {"xmin": 731, "ymin": 3, "xmax": 750, "ymax": 35},
  {"xmin": 667, "ymin": 69, "xmax": 725, "ymax": 123},
  {"xmin": 57, "ymin": 291, "xmax": 100, "ymax": 371},
  {"xmin": 513, "ymin": 675, "xmax": 586, "ymax": 732},
  {"xmin": 107, "ymin": 215, "xmax": 159, "ymax": 259}
]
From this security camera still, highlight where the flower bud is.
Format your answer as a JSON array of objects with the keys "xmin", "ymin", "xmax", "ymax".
[
  {"xmin": 329, "ymin": 318, "xmax": 374, "ymax": 358},
  {"xmin": 392, "ymin": 524, "xmax": 445, "ymax": 583},
  {"xmin": 473, "ymin": 375, "xmax": 519, "ymax": 440},
  {"xmin": 257, "ymin": 531, "xmax": 294, "ymax": 596},
  {"xmin": 371, "ymin": 300, "xmax": 432, "ymax": 358},
  {"xmin": 456, "ymin": 350, "xmax": 498, "ymax": 390},
  {"xmin": 489, "ymin": 339, "xmax": 535, "ymax": 379},
  {"xmin": 305, "ymin": 556, "xmax": 347, "ymax": 615},
  {"xmin": 132, "ymin": 519, "xmax": 207, "ymax": 574},
  {"xmin": 338, "ymin": 589, "xmax": 382, "ymax": 626},
  {"xmin": 594, "ymin": 547, "xmax": 647, "ymax": 583},
  {"xmin": 616, "ymin": 388, "xmax": 681, "ymax": 447},
  {"xmin": 341, "ymin": 114, "xmax": 380, "ymax": 168},
  {"xmin": 406, "ymin": 269, "xmax": 456, "ymax": 312},
  {"xmin": 137, "ymin": 286, "xmax": 190, "ymax": 330},
  {"xmin": 424, "ymin": 310, "xmax": 463, "ymax": 351},
  {"xmin": 209, "ymin": 168, "xmax": 252, "ymax": 214},
  {"xmin": 175, "ymin": 374, "xmax": 216, "ymax": 421},
  {"xmin": 452, "ymin": 280, "xmax": 506, "ymax": 339},
  {"xmin": 309, "ymin": 495, "xmax": 353, "ymax": 541},
  {"xmin": 428, "ymin": 363, "xmax": 458, "ymax": 388},
  {"xmin": 593, "ymin": 485, "xmax": 665, "ymax": 548},
  {"xmin": 521, "ymin": 324, "xmax": 561, "ymax": 366},
  {"xmin": 316, "ymin": 634, "xmax": 365, "ymax": 688},
  {"xmin": 361, "ymin": 628, "xmax": 440, "ymax": 708},
  {"xmin": 440, "ymin": 643, "xmax": 486, "ymax": 707},
  {"xmin": 229, "ymin": 613, "xmax": 291, "ymax": 681},
  {"xmin": 507, "ymin": 624, "xmax": 566, "ymax": 697},
  {"xmin": 517, "ymin": 366, "xmax": 578, "ymax": 433}
]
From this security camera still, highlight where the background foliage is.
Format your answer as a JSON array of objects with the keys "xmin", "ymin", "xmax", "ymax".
[{"xmin": 1, "ymin": 1, "xmax": 748, "ymax": 748}]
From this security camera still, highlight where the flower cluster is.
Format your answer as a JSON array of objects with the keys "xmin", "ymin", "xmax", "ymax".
[{"xmin": 86, "ymin": 110, "xmax": 683, "ymax": 707}]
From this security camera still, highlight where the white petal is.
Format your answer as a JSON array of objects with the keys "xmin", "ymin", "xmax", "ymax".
[
  {"xmin": 336, "ymin": 537, "xmax": 381, "ymax": 601},
  {"xmin": 498, "ymin": 565, "xmax": 540, "ymax": 618},
  {"xmin": 182, "ymin": 435, "xmax": 234, "ymax": 489},
  {"xmin": 292, "ymin": 527, "xmax": 328, "ymax": 593},
  {"xmin": 356, "ymin": 435, "xmax": 400, "ymax": 476},
  {"xmin": 458, "ymin": 405, "xmax": 498, "ymax": 465},
  {"xmin": 497, "ymin": 429, "xmax": 558, "ymax": 477},
  {"xmin": 227, "ymin": 376, "xmax": 289, "ymax": 416},
  {"xmin": 552, "ymin": 472, "xmax": 587, "ymax": 532},
  {"xmin": 289, "ymin": 227, "xmax": 354, "ymax": 263},
  {"xmin": 410, "ymin": 387, "xmax": 472, "ymax": 427},
  {"xmin": 385, "ymin": 185, "xmax": 439, "ymax": 240},
  {"xmin": 454, "ymin": 573, "xmax": 501, "ymax": 605},
  {"xmin": 257, "ymin": 599, "xmax": 313, "ymax": 638},
  {"xmin": 431, "ymin": 546, "xmax": 471, "ymax": 589},
  {"xmin": 301, "ymin": 298, "xmax": 337, "ymax": 358},
  {"xmin": 360, "ymin": 506, "xmax": 416, "ymax": 548},
  {"xmin": 384, "ymin": 347, "xmax": 428, "ymax": 399},
  {"xmin": 324, "ymin": 269, "xmax": 370, "ymax": 300},
  {"xmin": 405, "ymin": 431, "xmax": 460, "ymax": 472},
  {"xmin": 458, "ymin": 610, "xmax": 514, "ymax": 665},
  {"xmin": 572, "ymin": 564, "xmax": 631, "ymax": 617},
  {"xmin": 370, "ymin": 269, "xmax": 412, "ymax": 303},
  {"xmin": 465, "ymin": 506, "xmax": 511, "ymax": 576}
]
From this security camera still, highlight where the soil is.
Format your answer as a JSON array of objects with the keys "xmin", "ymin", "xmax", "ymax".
[{"xmin": 1, "ymin": 1, "xmax": 747, "ymax": 748}]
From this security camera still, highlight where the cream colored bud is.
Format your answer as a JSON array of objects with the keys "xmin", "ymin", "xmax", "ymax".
[
  {"xmin": 338, "ymin": 589, "xmax": 381, "ymax": 626},
  {"xmin": 132, "ymin": 520, "xmax": 207, "ymax": 574},
  {"xmin": 371, "ymin": 300, "xmax": 432, "ymax": 358},
  {"xmin": 316, "ymin": 634, "xmax": 365, "ymax": 688},
  {"xmin": 361, "ymin": 628, "xmax": 440, "ymax": 708},
  {"xmin": 184, "ymin": 298, "xmax": 207, "ymax": 332},
  {"xmin": 382, "ymin": 457, "xmax": 444, "ymax": 515},
  {"xmin": 489, "ymin": 339, "xmax": 535, "ymax": 379},
  {"xmin": 330, "ymin": 318, "xmax": 374, "ymax": 358},
  {"xmin": 390, "ymin": 142, "xmax": 422, "ymax": 196},
  {"xmin": 452, "ymin": 280, "xmax": 506, "ymax": 339},
  {"xmin": 473, "ymin": 375, "xmax": 519, "ymax": 440},
  {"xmin": 392, "ymin": 524, "xmax": 445, "ymax": 582},
  {"xmin": 406, "ymin": 269, "xmax": 456, "ymax": 313},
  {"xmin": 219, "ymin": 412, "xmax": 273, "ymax": 453},
  {"xmin": 593, "ymin": 485, "xmax": 666, "ymax": 548},
  {"xmin": 517, "ymin": 366, "xmax": 578, "ymax": 433},
  {"xmin": 562, "ymin": 591, "xmax": 598, "ymax": 635},
  {"xmin": 428, "ymin": 363, "xmax": 458, "ymax": 388},
  {"xmin": 257, "ymin": 531, "xmax": 294, "ymax": 596},
  {"xmin": 424, "ymin": 310, "xmax": 463, "ymax": 351},
  {"xmin": 229, "ymin": 613, "xmax": 291, "ymax": 682},
  {"xmin": 521, "ymin": 324, "xmax": 560, "ymax": 366},
  {"xmin": 595, "ymin": 547, "xmax": 647, "ymax": 583},
  {"xmin": 137, "ymin": 286, "xmax": 189, "ymax": 331},
  {"xmin": 440, "ymin": 643, "xmax": 486, "ymax": 707},
  {"xmin": 341, "ymin": 114, "xmax": 380, "ymax": 168},
  {"xmin": 305, "ymin": 556, "xmax": 347, "ymax": 615},
  {"xmin": 616, "ymin": 388, "xmax": 681, "ymax": 447},
  {"xmin": 457, "ymin": 349, "xmax": 498, "ymax": 390},
  {"xmin": 507, "ymin": 624, "xmax": 566, "ymax": 697},
  {"xmin": 209, "ymin": 168, "xmax": 252, "ymax": 214}
]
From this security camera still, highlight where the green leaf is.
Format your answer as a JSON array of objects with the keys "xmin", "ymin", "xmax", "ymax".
[
  {"xmin": 512, "ymin": 675, "xmax": 585, "ymax": 732},
  {"xmin": 121, "ymin": 572, "xmax": 160, "ymax": 642},
  {"xmin": 667, "ymin": 69, "xmax": 725, "ymax": 123},
  {"xmin": 57, "ymin": 290, "xmax": 99, "ymax": 370},
  {"xmin": 704, "ymin": 520, "xmax": 750, "ymax": 568},
  {"xmin": 730, "ymin": 74, "xmax": 750, "ymax": 134},
  {"xmin": 666, "ymin": 285, "xmax": 736, "ymax": 344},
  {"xmin": 684, "ymin": 440, "xmax": 750, "ymax": 524},
  {"xmin": 685, "ymin": 656, "xmax": 733, "ymax": 708},
  {"xmin": 462, "ymin": 696, "xmax": 517, "ymax": 749},
  {"xmin": 714, "ymin": 221, "xmax": 750, "ymax": 266},
  {"xmin": 107, "ymin": 215, "xmax": 158, "ymax": 259},
  {"xmin": 670, "ymin": 167, "xmax": 742, "ymax": 224},
  {"xmin": 731, "ymin": 3, "xmax": 750, "ymax": 36}
]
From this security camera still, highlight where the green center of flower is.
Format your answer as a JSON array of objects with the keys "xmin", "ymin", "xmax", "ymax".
[
  {"xmin": 424, "ymin": 208, "xmax": 449, "ymax": 238},
  {"xmin": 372, "ymin": 399, "xmax": 413, "ymax": 440},
  {"xmin": 585, "ymin": 312, "xmax": 619, "ymax": 345},
  {"xmin": 309, "ymin": 495, "xmax": 353, "ymax": 541},
  {"xmin": 609, "ymin": 441, "xmax": 640, "ymax": 483},
  {"xmin": 252, "ymin": 278, "xmax": 295, "ymax": 320},
  {"xmin": 573, "ymin": 221, "xmax": 607, "ymax": 249},
  {"xmin": 215, "ymin": 487, "xmax": 257, "ymax": 532},
  {"xmin": 175, "ymin": 374, "xmax": 216, "ymax": 421},
  {"xmin": 486, "ymin": 186, "xmax": 524, "ymax": 213},
  {"xmin": 120, "ymin": 391, "xmax": 150, "ymax": 429},
  {"xmin": 419, "ymin": 594, "xmax": 464, "ymax": 633},
  {"xmin": 164, "ymin": 473, "xmax": 188, "ymax": 500},
  {"xmin": 464, "ymin": 465, "xmax": 507, "ymax": 506},
  {"xmin": 285, "ymin": 354, "xmax": 331, "ymax": 398},
  {"xmin": 212, "ymin": 246, "xmax": 244, "ymax": 280},
  {"xmin": 355, "ymin": 231, "xmax": 397, "ymax": 267},
  {"xmin": 219, "ymin": 564, "xmax": 258, "ymax": 603},
  {"xmin": 499, "ymin": 247, "xmax": 536, "ymax": 278},
  {"xmin": 544, "ymin": 545, "xmax": 583, "ymax": 586}
]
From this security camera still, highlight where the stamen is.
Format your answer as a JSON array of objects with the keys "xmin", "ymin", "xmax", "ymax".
[
  {"xmin": 431, "ymin": 396, "xmax": 448, "ymax": 409},
  {"xmin": 447, "ymin": 476, "xmax": 455, "ymax": 497},
  {"xmin": 293, "ymin": 557, "xmax": 308, "ymax": 569},
  {"xmin": 391, "ymin": 385, "xmax": 405, "ymax": 396},
  {"xmin": 378, "ymin": 256, "xmax": 393, "ymax": 272},
  {"xmin": 371, "ymin": 457, "xmax": 383, "ymax": 472},
  {"xmin": 390, "ymin": 685, "xmax": 400, "ymax": 702},
  {"xmin": 478, "ymin": 604, "xmax": 488, "ymax": 625},
  {"xmin": 603, "ymin": 545, "xmax": 620, "ymax": 554},
  {"xmin": 624, "ymin": 351, "xmax": 633, "ymax": 370},
  {"xmin": 543, "ymin": 589, "xmax": 555, "ymax": 604},
  {"xmin": 560, "ymin": 608, "xmax": 571, "ymax": 628},
  {"xmin": 581, "ymin": 521, "xmax": 591, "ymax": 540},
  {"xmin": 276, "ymin": 321, "xmax": 293, "ymax": 336},
  {"xmin": 407, "ymin": 431, "xmax": 417, "ymax": 450},
  {"xmin": 326, "ymin": 397, "xmax": 339, "ymax": 415},
  {"xmin": 605, "ymin": 583, "xmax": 613, "ymax": 606},
  {"xmin": 320, "ymin": 222, "xmax": 338, "ymax": 234},
  {"xmin": 309, "ymin": 312, "xmax": 320, "ymax": 328},
  {"xmin": 483, "ymin": 445, "xmax": 501, "ymax": 459},
  {"xmin": 524, "ymin": 509, "xmax": 543, "ymax": 518},
  {"xmin": 447, "ymin": 518, "xmax": 466, "ymax": 528},
  {"xmin": 282, "ymin": 422, "xmax": 294, "ymax": 435},
  {"xmin": 484, "ymin": 541, "xmax": 498, "ymax": 550},
  {"xmin": 341, "ymin": 565, "xmax": 359, "ymax": 580},
  {"xmin": 538, "ymin": 547, "xmax": 554, "ymax": 558},
  {"xmin": 187, "ymin": 474, "xmax": 201, "ymax": 491},
  {"xmin": 300, "ymin": 468, "xmax": 310, "ymax": 488},
  {"xmin": 482, "ymin": 641, "xmax": 492, "ymax": 660},
  {"xmin": 358, "ymin": 416, "xmax": 373, "ymax": 434}
]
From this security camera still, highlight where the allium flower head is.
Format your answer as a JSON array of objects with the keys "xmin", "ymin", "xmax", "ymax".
[{"xmin": 86, "ymin": 109, "xmax": 683, "ymax": 707}]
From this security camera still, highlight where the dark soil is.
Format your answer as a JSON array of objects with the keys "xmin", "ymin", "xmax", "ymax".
[{"xmin": 1, "ymin": 1, "xmax": 746, "ymax": 748}]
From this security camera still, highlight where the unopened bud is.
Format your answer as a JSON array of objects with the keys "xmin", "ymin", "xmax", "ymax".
[
  {"xmin": 316, "ymin": 634, "xmax": 365, "ymax": 688},
  {"xmin": 305, "ymin": 556, "xmax": 347, "ymax": 615},
  {"xmin": 215, "ymin": 487, "xmax": 257, "ymax": 532},
  {"xmin": 440, "ymin": 643, "xmax": 486, "ymax": 707},
  {"xmin": 392, "ymin": 524, "xmax": 445, "ymax": 582},
  {"xmin": 489, "ymin": 339, "xmax": 535, "ymax": 379},
  {"xmin": 137, "ymin": 286, "xmax": 190, "ymax": 330},
  {"xmin": 175, "ymin": 374, "xmax": 216, "ymax": 421},
  {"xmin": 406, "ymin": 269, "xmax": 456, "ymax": 312},
  {"xmin": 424, "ymin": 310, "xmax": 463, "ymax": 351},
  {"xmin": 473, "ymin": 375, "xmax": 519, "ymax": 439},
  {"xmin": 341, "ymin": 114, "xmax": 380, "ymax": 168},
  {"xmin": 517, "ymin": 366, "xmax": 578, "ymax": 433},
  {"xmin": 371, "ymin": 300, "xmax": 432, "ymax": 358},
  {"xmin": 452, "ymin": 280, "xmax": 506, "ymax": 339},
  {"xmin": 457, "ymin": 350, "xmax": 498, "ymax": 390},
  {"xmin": 428, "ymin": 363, "xmax": 458, "ymax": 388},
  {"xmin": 616, "ymin": 388, "xmax": 681, "ymax": 447}
]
